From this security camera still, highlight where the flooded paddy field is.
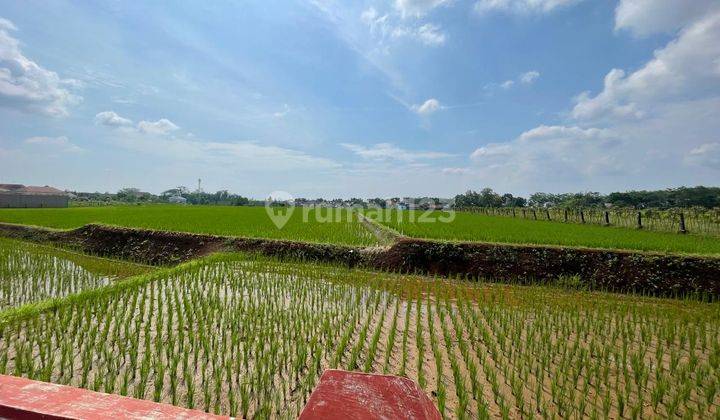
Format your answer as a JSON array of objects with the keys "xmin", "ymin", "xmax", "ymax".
[
  {"xmin": 0, "ymin": 252, "xmax": 718, "ymax": 418},
  {"xmin": 0, "ymin": 238, "xmax": 150, "ymax": 310}
]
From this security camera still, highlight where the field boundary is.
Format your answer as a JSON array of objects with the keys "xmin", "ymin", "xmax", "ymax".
[
  {"xmin": 1, "ymin": 222, "xmax": 719, "ymax": 297},
  {"xmin": 357, "ymin": 213, "xmax": 404, "ymax": 245}
]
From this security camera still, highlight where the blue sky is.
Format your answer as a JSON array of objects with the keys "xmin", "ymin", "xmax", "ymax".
[{"xmin": 0, "ymin": 0, "xmax": 718, "ymax": 198}]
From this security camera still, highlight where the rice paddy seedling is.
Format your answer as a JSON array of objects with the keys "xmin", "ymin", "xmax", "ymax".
[
  {"xmin": 0, "ymin": 245, "xmax": 718, "ymax": 418},
  {"xmin": 399, "ymin": 300, "xmax": 411, "ymax": 377},
  {"xmin": 0, "ymin": 238, "xmax": 147, "ymax": 310},
  {"xmin": 382, "ymin": 299, "xmax": 400, "ymax": 374}
]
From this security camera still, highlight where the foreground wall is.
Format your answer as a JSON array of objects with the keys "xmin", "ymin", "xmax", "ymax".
[
  {"xmin": 0, "ymin": 222, "xmax": 718, "ymax": 297},
  {"xmin": 0, "ymin": 374, "xmax": 226, "ymax": 419}
]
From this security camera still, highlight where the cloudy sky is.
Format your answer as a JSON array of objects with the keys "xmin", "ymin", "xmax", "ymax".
[{"xmin": 0, "ymin": 0, "xmax": 718, "ymax": 198}]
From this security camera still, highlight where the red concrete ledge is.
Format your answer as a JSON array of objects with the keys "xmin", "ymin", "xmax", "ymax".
[
  {"xmin": 300, "ymin": 370, "xmax": 441, "ymax": 420},
  {"xmin": 0, "ymin": 375, "xmax": 226, "ymax": 420},
  {"xmin": 0, "ymin": 371, "xmax": 439, "ymax": 419}
]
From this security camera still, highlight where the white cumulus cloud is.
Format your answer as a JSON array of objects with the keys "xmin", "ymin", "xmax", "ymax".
[
  {"xmin": 520, "ymin": 70, "xmax": 540, "ymax": 84},
  {"xmin": 469, "ymin": 125, "xmax": 625, "ymax": 189},
  {"xmin": 412, "ymin": 98, "xmax": 442, "ymax": 115},
  {"xmin": 615, "ymin": 0, "xmax": 720, "ymax": 36},
  {"xmin": 0, "ymin": 17, "xmax": 17, "ymax": 31},
  {"xmin": 494, "ymin": 71, "xmax": 540, "ymax": 90},
  {"xmin": 467, "ymin": 2, "xmax": 720, "ymax": 191},
  {"xmin": 0, "ymin": 17, "xmax": 81, "ymax": 116},
  {"xmin": 137, "ymin": 118, "xmax": 180, "ymax": 135},
  {"xmin": 573, "ymin": 11, "xmax": 720, "ymax": 122},
  {"xmin": 95, "ymin": 111, "xmax": 133, "ymax": 127},
  {"xmin": 95, "ymin": 111, "xmax": 180, "ymax": 136}
]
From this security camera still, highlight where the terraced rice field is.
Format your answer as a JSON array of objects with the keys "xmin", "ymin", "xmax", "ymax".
[
  {"xmin": 1, "ymin": 245, "xmax": 718, "ymax": 419},
  {"xmin": 366, "ymin": 209, "xmax": 720, "ymax": 255},
  {"xmin": 0, "ymin": 206, "xmax": 376, "ymax": 246}
]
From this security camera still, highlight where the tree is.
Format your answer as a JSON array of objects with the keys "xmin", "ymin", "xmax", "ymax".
[
  {"xmin": 117, "ymin": 188, "xmax": 144, "ymax": 203},
  {"xmin": 454, "ymin": 190, "xmax": 481, "ymax": 207},
  {"xmin": 502, "ymin": 193, "xmax": 526, "ymax": 207},
  {"xmin": 347, "ymin": 198, "xmax": 366, "ymax": 208},
  {"xmin": 368, "ymin": 198, "xmax": 387, "ymax": 209},
  {"xmin": 479, "ymin": 188, "xmax": 503, "ymax": 207},
  {"xmin": 528, "ymin": 192, "xmax": 558, "ymax": 207}
]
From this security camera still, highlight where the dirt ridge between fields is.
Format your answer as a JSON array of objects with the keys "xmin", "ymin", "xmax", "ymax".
[
  {"xmin": 1, "ymin": 222, "xmax": 719, "ymax": 297},
  {"xmin": 357, "ymin": 213, "xmax": 404, "ymax": 245}
]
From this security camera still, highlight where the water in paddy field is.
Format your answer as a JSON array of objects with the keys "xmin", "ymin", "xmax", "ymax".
[
  {"xmin": 0, "ymin": 239, "xmax": 134, "ymax": 310},
  {"xmin": 0, "ymin": 254, "xmax": 718, "ymax": 418}
]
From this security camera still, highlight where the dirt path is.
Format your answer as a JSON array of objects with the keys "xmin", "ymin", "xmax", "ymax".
[{"xmin": 356, "ymin": 213, "xmax": 404, "ymax": 246}]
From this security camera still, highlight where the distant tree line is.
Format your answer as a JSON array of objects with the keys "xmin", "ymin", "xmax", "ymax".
[
  {"xmin": 70, "ymin": 185, "xmax": 720, "ymax": 209},
  {"xmin": 70, "ymin": 187, "xmax": 259, "ymax": 206},
  {"xmin": 294, "ymin": 197, "xmax": 449, "ymax": 209},
  {"xmin": 454, "ymin": 188, "xmax": 527, "ymax": 208},
  {"xmin": 160, "ymin": 187, "xmax": 258, "ymax": 206},
  {"xmin": 454, "ymin": 186, "xmax": 720, "ymax": 209}
]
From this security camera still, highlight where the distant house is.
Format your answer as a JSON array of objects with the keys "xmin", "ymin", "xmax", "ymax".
[
  {"xmin": 168, "ymin": 195, "xmax": 187, "ymax": 204},
  {"xmin": 0, "ymin": 184, "xmax": 69, "ymax": 208}
]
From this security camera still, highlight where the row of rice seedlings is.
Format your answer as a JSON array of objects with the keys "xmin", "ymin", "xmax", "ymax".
[
  {"xmin": 453, "ymin": 284, "xmax": 720, "ymax": 418},
  {"xmin": 0, "ymin": 241, "xmax": 114, "ymax": 310},
  {"xmin": 0, "ymin": 253, "xmax": 718, "ymax": 418},
  {"xmin": 0, "ymin": 258, "xmax": 396, "ymax": 418},
  {"xmin": 375, "ymin": 275, "xmax": 720, "ymax": 418},
  {"xmin": 382, "ymin": 298, "xmax": 400, "ymax": 374}
]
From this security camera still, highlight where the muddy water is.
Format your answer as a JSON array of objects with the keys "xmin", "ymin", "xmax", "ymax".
[{"xmin": 0, "ymin": 238, "xmax": 147, "ymax": 310}]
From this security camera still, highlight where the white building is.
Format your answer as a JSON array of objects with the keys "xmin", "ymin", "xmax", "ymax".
[{"xmin": 168, "ymin": 195, "xmax": 187, "ymax": 204}]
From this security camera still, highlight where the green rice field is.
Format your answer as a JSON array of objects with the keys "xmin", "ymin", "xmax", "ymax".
[
  {"xmin": 3, "ymin": 205, "xmax": 720, "ymax": 255},
  {"xmin": 367, "ymin": 210, "xmax": 720, "ymax": 255},
  {"xmin": 0, "ymin": 206, "xmax": 375, "ymax": 246},
  {"xmin": 1, "ymin": 241, "xmax": 719, "ymax": 418}
]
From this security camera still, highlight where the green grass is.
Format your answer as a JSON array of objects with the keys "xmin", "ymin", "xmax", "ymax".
[
  {"xmin": 0, "ymin": 205, "xmax": 376, "ymax": 246},
  {"xmin": 367, "ymin": 209, "xmax": 720, "ymax": 255},
  {"xmin": 1, "ymin": 250, "xmax": 718, "ymax": 417},
  {"xmin": 3, "ymin": 205, "xmax": 718, "ymax": 254}
]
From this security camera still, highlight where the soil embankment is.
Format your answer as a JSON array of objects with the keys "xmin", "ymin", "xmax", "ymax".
[
  {"xmin": 1, "ymin": 222, "xmax": 719, "ymax": 296},
  {"xmin": 356, "ymin": 213, "xmax": 404, "ymax": 245}
]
